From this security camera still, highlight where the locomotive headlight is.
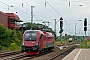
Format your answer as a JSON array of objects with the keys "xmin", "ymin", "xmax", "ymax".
[
  {"xmin": 22, "ymin": 42, "xmax": 24, "ymax": 45},
  {"xmin": 36, "ymin": 42, "xmax": 39, "ymax": 45}
]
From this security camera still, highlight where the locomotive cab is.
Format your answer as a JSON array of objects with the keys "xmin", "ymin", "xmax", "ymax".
[{"xmin": 21, "ymin": 30, "xmax": 41, "ymax": 54}]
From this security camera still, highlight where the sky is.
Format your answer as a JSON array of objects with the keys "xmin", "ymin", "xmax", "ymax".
[{"xmin": 0, "ymin": 0, "xmax": 90, "ymax": 36}]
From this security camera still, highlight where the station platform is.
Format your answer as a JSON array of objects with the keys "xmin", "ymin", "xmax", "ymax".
[{"xmin": 62, "ymin": 49, "xmax": 90, "ymax": 60}]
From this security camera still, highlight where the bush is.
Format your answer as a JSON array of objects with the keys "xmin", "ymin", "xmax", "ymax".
[{"xmin": 0, "ymin": 25, "xmax": 22, "ymax": 52}]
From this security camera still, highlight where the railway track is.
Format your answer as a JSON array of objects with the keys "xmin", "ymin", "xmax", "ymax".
[
  {"xmin": 18, "ymin": 44, "xmax": 77, "ymax": 60},
  {"xmin": 0, "ymin": 50, "xmax": 53, "ymax": 60},
  {"xmin": 0, "ymin": 44, "xmax": 78, "ymax": 60},
  {"xmin": 16, "ymin": 50, "xmax": 54, "ymax": 60},
  {"xmin": 49, "ymin": 45, "xmax": 77, "ymax": 60},
  {"xmin": 0, "ymin": 51, "xmax": 26, "ymax": 60},
  {"xmin": 0, "ymin": 51, "xmax": 22, "ymax": 57}
]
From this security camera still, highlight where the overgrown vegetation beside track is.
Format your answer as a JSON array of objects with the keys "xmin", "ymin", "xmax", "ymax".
[
  {"xmin": 55, "ymin": 37, "xmax": 75, "ymax": 45},
  {"xmin": 0, "ymin": 25, "xmax": 22, "ymax": 52},
  {"xmin": 78, "ymin": 39, "xmax": 90, "ymax": 48},
  {"xmin": 56, "ymin": 35, "xmax": 90, "ymax": 48}
]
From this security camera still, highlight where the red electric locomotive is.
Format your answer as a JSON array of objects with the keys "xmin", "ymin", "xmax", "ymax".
[{"xmin": 21, "ymin": 30, "xmax": 55, "ymax": 55}]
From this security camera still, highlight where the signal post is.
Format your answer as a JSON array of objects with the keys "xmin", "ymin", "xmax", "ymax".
[
  {"xmin": 59, "ymin": 17, "xmax": 63, "ymax": 44},
  {"xmin": 84, "ymin": 18, "xmax": 88, "ymax": 48},
  {"xmin": 84, "ymin": 18, "xmax": 87, "ymax": 36}
]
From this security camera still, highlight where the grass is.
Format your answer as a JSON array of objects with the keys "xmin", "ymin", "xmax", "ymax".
[
  {"xmin": 78, "ymin": 40, "xmax": 90, "ymax": 48},
  {"xmin": 0, "ymin": 44, "xmax": 21, "ymax": 53},
  {"xmin": 78, "ymin": 42, "xmax": 86, "ymax": 48},
  {"xmin": 55, "ymin": 40, "xmax": 75, "ymax": 46}
]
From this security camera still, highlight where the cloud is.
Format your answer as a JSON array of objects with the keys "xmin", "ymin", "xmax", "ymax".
[{"xmin": 0, "ymin": 0, "xmax": 90, "ymax": 36}]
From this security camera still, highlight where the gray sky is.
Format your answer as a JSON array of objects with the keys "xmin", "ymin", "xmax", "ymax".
[{"xmin": 0, "ymin": 0, "xmax": 90, "ymax": 36}]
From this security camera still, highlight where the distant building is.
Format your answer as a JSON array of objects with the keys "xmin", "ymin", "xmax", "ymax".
[
  {"xmin": 0, "ymin": 11, "xmax": 23, "ymax": 29},
  {"xmin": 0, "ymin": 11, "xmax": 8, "ymax": 27}
]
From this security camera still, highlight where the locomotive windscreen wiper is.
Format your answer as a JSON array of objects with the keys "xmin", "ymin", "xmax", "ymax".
[{"xmin": 25, "ymin": 37, "xmax": 36, "ymax": 41}]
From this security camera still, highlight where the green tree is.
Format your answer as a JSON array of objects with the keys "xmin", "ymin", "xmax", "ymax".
[
  {"xmin": 0, "ymin": 25, "xmax": 22, "ymax": 51},
  {"xmin": 25, "ymin": 22, "xmax": 31, "ymax": 30}
]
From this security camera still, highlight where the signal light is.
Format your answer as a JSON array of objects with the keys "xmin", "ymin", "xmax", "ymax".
[
  {"xmin": 59, "ymin": 29, "xmax": 63, "ymax": 33},
  {"xmin": 84, "ymin": 26, "xmax": 87, "ymax": 31},
  {"xmin": 60, "ymin": 21, "xmax": 63, "ymax": 29},
  {"xmin": 84, "ymin": 18, "xmax": 87, "ymax": 26},
  {"xmin": 84, "ymin": 22, "xmax": 87, "ymax": 26}
]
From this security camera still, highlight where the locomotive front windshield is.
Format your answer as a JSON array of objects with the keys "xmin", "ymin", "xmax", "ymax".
[{"xmin": 24, "ymin": 31, "xmax": 37, "ymax": 41}]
